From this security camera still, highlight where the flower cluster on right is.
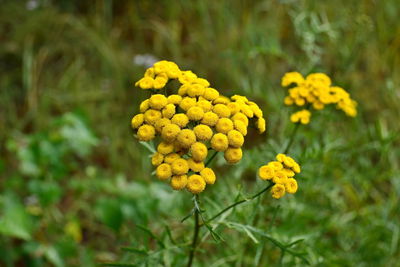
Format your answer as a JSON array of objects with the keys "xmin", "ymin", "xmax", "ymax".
[
  {"xmin": 258, "ymin": 154, "xmax": 300, "ymax": 199},
  {"xmin": 282, "ymin": 72, "xmax": 357, "ymax": 124}
]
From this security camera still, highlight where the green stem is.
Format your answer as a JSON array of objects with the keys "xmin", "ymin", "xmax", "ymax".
[
  {"xmin": 283, "ymin": 123, "xmax": 300, "ymax": 154},
  {"xmin": 205, "ymin": 151, "xmax": 218, "ymax": 167},
  {"xmin": 187, "ymin": 195, "xmax": 200, "ymax": 267},
  {"xmin": 202, "ymin": 183, "xmax": 273, "ymax": 226}
]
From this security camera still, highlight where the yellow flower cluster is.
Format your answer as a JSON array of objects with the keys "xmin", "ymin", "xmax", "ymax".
[
  {"xmin": 258, "ymin": 154, "xmax": 301, "ymax": 199},
  {"xmin": 282, "ymin": 72, "xmax": 357, "ymax": 123},
  {"xmin": 131, "ymin": 60, "xmax": 266, "ymax": 194},
  {"xmin": 290, "ymin": 109, "xmax": 311, "ymax": 124}
]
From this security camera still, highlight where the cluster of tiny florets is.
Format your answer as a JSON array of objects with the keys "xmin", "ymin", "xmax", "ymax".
[
  {"xmin": 282, "ymin": 72, "xmax": 357, "ymax": 124},
  {"xmin": 131, "ymin": 60, "xmax": 266, "ymax": 194},
  {"xmin": 258, "ymin": 154, "xmax": 301, "ymax": 199}
]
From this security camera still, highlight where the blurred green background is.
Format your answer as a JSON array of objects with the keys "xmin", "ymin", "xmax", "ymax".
[{"xmin": 1, "ymin": 0, "xmax": 399, "ymax": 266}]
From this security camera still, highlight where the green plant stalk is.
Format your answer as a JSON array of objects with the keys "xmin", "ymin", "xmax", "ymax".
[
  {"xmin": 187, "ymin": 195, "xmax": 200, "ymax": 267},
  {"xmin": 283, "ymin": 122, "xmax": 300, "ymax": 154}
]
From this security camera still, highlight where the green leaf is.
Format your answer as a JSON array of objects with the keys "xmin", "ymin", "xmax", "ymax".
[
  {"xmin": 95, "ymin": 198, "xmax": 123, "ymax": 231},
  {"xmin": 0, "ymin": 193, "xmax": 34, "ymax": 240}
]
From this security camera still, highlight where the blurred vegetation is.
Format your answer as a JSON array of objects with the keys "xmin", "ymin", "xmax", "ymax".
[{"xmin": 1, "ymin": 0, "xmax": 399, "ymax": 266}]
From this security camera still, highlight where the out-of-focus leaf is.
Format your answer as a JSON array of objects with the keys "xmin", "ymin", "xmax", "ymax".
[{"xmin": 95, "ymin": 198, "xmax": 123, "ymax": 231}]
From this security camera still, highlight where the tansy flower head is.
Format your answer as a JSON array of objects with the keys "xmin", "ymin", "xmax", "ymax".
[
  {"xmin": 132, "ymin": 60, "xmax": 266, "ymax": 193},
  {"xmin": 282, "ymin": 71, "xmax": 357, "ymax": 123},
  {"xmin": 258, "ymin": 154, "xmax": 301, "ymax": 199}
]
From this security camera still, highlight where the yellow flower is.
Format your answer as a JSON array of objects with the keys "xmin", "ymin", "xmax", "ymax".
[
  {"xmin": 250, "ymin": 105, "xmax": 263, "ymax": 118},
  {"xmin": 144, "ymin": 67, "xmax": 155, "ymax": 78},
  {"xmin": 157, "ymin": 141, "xmax": 174, "ymax": 155},
  {"xmin": 193, "ymin": 78, "xmax": 210, "ymax": 87},
  {"xmin": 161, "ymin": 123, "xmax": 181, "ymax": 142},
  {"xmin": 203, "ymin": 88, "xmax": 220, "ymax": 101},
  {"xmin": 171, "ymin": 175, "xmax": 188, "ymax": 190},
  {"xmin": 313, "ymin": 101, "xmax": 324, "ymax": 110},
  {"xmin": 233, "ymin": 120, "xmax": 247, "ymax": 136},
  {"xmin": 214, "ymin": 97, "xmax": 230, "ymax": 106},
  {"xmin": 295, "ymin": 97, "xmax": 306, "ymax": 106},
  {"xmin": 271, "ymin": 184, "xmax": 286, "ymax": 199},
  {"xmin": 284, "ymin": 97, "xmax": 294, "ymax": 106},
  {"xmin": 179, "ymin": 70, "xmax": 197, "ymax": 84},
  {"xmin": 187, "ymin": 106, "xmax": 205, "ymax": 121},
  {"xmin": 171, "ymin": 113, "xmax": 189, "ymax": 128},
  {"xmin": 164, "ymin": 153, "xmax": 180, "ymax": 164},
  {"xmin": 153, "ymin": 76, "xmax": 168, "ymax": 89},
  {"xmin": 284, "ymin": 178, "xmax": 298, "ymax": 194},
  {"xmin": 131, "ymin": 114, "xmax": 144, "ymax": 129},
  {"xmin": 171, "ymin": 158, "xmax": 189, "ymax": 175},
  {"xmin": 179, "ymin": 97, "xmax": 197, "ymax": 111},
  {"xmin": 227, "ymin": 130, "xmax": 244, "ymax": 148},
  {"xmin": 193, "ymin": 125, "xmax": 213, "ymax": 141},
  {"xmin": 162, "ymin": 104, "xmax": 176, "ymax": 119},
  {"xmin": 178, "ymin": 84, "xmax": 189, "ymax": 96},
  {"xmin": 154, "ymin": 118, "xmax": 171, "ymax": 132},
  {"xmin": 258, "ymin": 165, "xmax": 275, "ymax": 180},
  {"xmin": 292, "ymin": 162, "xmax": 301, "ymax": 173},
  {"xmin": 306, "ymin": 73, "xmax": 331, "ymax": 87},
  {"xmin": 201, "ymin": 111, "xmax": 219, "ymax": 126},
  {"xmin": 137, "ymin": 124, "xmax": 155, "ymax": 141},
  {"xmin": 213, "ymin": 104, "xmax": 231, "ymax": 118},
  {"xmin": 282, "ymin": 168, "xmax": 295, "ymax": 178},
  {"xmin": 144, "ymin": 109, "xmax": 162, "ymax": 125},
  {"xmin": 283, "ymin": 156, "xmax": 295, "ymax": 168},
  {"xmin": 156, "ymin": 163, "xmax": 172, "ymax": 180},
  {"xmin": 190, "ymin": 142, "xmax": 208, "ymax": 162},
  {"xmin": 187, "ymin": 84, "xmax": 206, "ymax": 97},
  {"xmin": 210, "ymin": 133, "xmax": 229, "ymax": 151},
  {"xmin": 187, "ymin": 158, "xmax": 205, "ymax": 172},
  {"xmin": 196, "ymin": 100, "xmax": 212, "ymax": 112},
  {"xmin": 240, "ymin": 104, "xmax": 254, "ymax": 118},
  {"xmin": 215, "ymin": 118, "xmax": 234, "ymax": 134},
  {"xmin": 139, "ymin": 99, "xmax": 150, "ymax": 113},
  {"xmin": 272, "ymin": 170, "xmax": 287, "ymax": 184},
  {"xmin": 256, "ymin": 118, "xmax": 266, "ymax": 133},
  {"xmin": 167, "ymin": 94, "xmax": 182, "ymax": 105},
  {"xmin": 276, "ymin": 153, "xmax": 286, "ymax": 162},
  {"xmin": 151, "ymin": 152, "xmax": 164, "ymax": 166},
  {"xmin": 224, "ymin": 147, "xmax": 242, "ymax": 164},
  {"xmin": 176, "ymin": 129, "xmax": 197, "ymax": 148},
  {"xmin": 137, "ymin": 77, "xmax": 154, "ymax": 89},
  {"xmin": 281, "ymin": 72, "xmax": 304, "ymax": 87},
  {"xmin": 231, "ymin": 112, "xmax": 249, "ymax": 126},
  {"xmin": 227, "ymin": 102, "xmax": 241, "ymax": 115},
  {"xmin": 200, "ymin": 168, "xmax": 216, "ymax": 185},
  {"xmin": 149, "ymin": 94, "xmax": 168, "ymax": 110},
  {"xmin": 231, "ymin": 95, "xmax": 249, "ymax": 102},
  {"xmin": 186, "ymin": 175, "xmax": 206, "ymax": 194},
  {"xmin": 268, "ymin": 161, "xmax": 283, "ymax": 171},
  {"xmin": 153, "ymin": 60, "xmax": 170, "ymax": 74}
]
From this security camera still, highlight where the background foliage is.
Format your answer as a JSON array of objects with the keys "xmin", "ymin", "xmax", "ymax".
[{"xmin": 1, "ymin": 0, "xmax": 399, "ymax": 266}]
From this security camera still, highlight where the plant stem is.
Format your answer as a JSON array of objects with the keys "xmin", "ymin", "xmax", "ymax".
[
  {"xmin": 187, "ymin": 195, "xmax": 200, "ymax": 267},
  {"xmin": 205, "ymin": 151, "xmax": 218, "ymax": 167},
  {"xmin": 283, "ymin": 123, "xmax": 300, "ymax": 154},
  {"xmin": 202, "ymin": 183, "xmax": 273, "ymax": 226}
]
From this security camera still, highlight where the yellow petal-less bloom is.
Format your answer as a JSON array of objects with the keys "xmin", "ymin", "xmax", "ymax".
[
  {"xmin": 167, "ymin": 94, "xmax": 182, "ymax": 105},
  {"xmin": 215, "ymin": 118, "xmax": 234, "ymax": 134},
  {"xmin": 224, "ymin": 147, "xmax": 243, "ymax": 164},
  {"xmin": 201, "ymin": 111, "xmax": 219, "ymax": 126},
  {"xmin": 196, "ymin": 100, "xmax": 212, "ymax": 112},
  {"xmin": 272, "ymin": 170, "xmax": 287, "ymax": 184},
  {"xmin": 231, "ymin": 112, "xmax": 249, "ymax": 126},
  {"xmin": 211, "ymin": 133, "xmax": 229, "ymax": 151},
  {"xmin": 151, "ymin": 152, "xmax": 164, "ymax": 166},
  {"xmin": 149, "ymin": 94, "xmax": 168, "ymax": 110},
  {"xmin": 281, "ymin": 72, "xmax": 304, "ymax": 87},
  {"xmin": 187, "ymin": 106, "xmax": 204, "ymax": 121},
  {"xmin": 139, "ymin": 99, "xmax": 150, "ymax": 113},
  {"xmin": 162, "ymin": 104, "xmax": 176, "ymax": 119},
  {"xmin": 227, "ymin": 130, "xmax": 244, "ymax": 148},
  {"xmin": 187, "ymin": 158, "xmax": 205, "ymax": 172},
  {"xmin": 190, "ymin": 142, "xmax": 208, "ymax": 162},
  {"xmin": 271, "ymin": 184, "xmax": 286, "ymax": 199},
  {"xmin": 268, "ymin": 161, "xmax": 283, "ymax": 171},
  {"xmin": 171, "ymin": 158, "xmax": 189, "ymax": 175},
  {"xmin": 176, "ymin": 129, "xmax": 197, "ymax": 148},
  {"xmin": 171, "ymin": 175, "xmax": 188, "ymax": 190},
  {"xmin": 256, "ymin": 118, "xmax": 266, "ymax": 133},
  {"xmin": 137, "ymin": 124, "xmax": 155, "ymax": 141},
  {"xmin": 292, "ymin": 162, "xmax": 301, "ymax": 173},
  {"xmin": 203, "ymin": 88, "xmax": 219, "ymax": 101},
  {"xmin": 137, "ymin": 77, "xmax": 154, "ymax": 89},
  {"xmin": 284, "ymin": 178, "xmax": 298, "ymax": 194},
  {"xmin": 213, "ymin": 104, "xmax": 231, "ymax": 118},
  {"xmin": 213, "ymin": 96, "xmax": 231, "ymax": 105},
  {"xmin": 187, "ymin": 84, "xmax": 206, "ymax": 97},
  {"xmin": 156, "ymin": 163, "xmax": 172, "ymax": 180},
  {"xmin": 164, "ymin": 153, "xmax": 180, "ymax": 164},
  {"xmin": 154, "ymin": 118, "xmax": 171, "ymax": 132},
  {"xmin": 233, "ymin": 120, "xmax": 247, "ymax": 136},
  {"xmin": 180, "ymin": 97, "xmax": 197, "ymax": 111},
  {"xmin": 171, "ymin": 113, "xmax": 189, "ymax": 128},
  {"xmin": 227, "ymin": 102, "xmax": 241, "ymax": 115},
  {"xmin": 157, "ymin": 141, "xmax": 174, "ymax": 155},
  {"xmin": 200, "ymin": 168, "xmax": 216, "ymax": 184},
  {"xmin": 258, "ymin": 165, "xmax": 275, "ymax": 180},
  {"xmin": 131, "ymin": 114, "xmax": 144, "ymax": 129},
  {"xmin": 240, "ymin": 104, "xmax": 254, "ymax": 118},
  {"xmin": 187, "ymin": 175, "xmax": 206, "ymax": 194},
  {"xmin": 193, "ymin": 125, "xmax": 213, "ymax": 141},
  {"xmin": 161, "ymin": 123, "xmax": 181, "ymax": 142}
]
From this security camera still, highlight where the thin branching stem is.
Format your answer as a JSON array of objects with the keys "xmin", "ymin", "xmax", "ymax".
[
  {"xmin": 187, "ymin": 195, "xmax": 200, "ymax": 267},
  {"xmin": 202, "ymin": 183, "xmax": 273, "ymax": 226},
  {"xmin": 283, "ymin": 122, "xmax": 300, "ymax": 154}
]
